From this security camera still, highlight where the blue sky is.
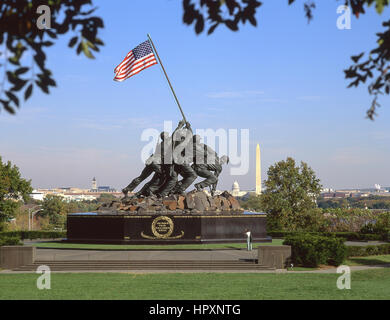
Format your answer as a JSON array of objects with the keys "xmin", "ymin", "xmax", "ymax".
[{"xmin": 1, "ymin": 0, "xmax": 389, "ymax": 191}]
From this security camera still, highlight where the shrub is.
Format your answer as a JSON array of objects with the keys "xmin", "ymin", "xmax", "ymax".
[
  {"xmin": 360, "ymin": 223, "xmax": 377, "ymax": 234},
  {"xmin": 269, "ymin": 230, "xmax": 386, "ymax": 241},
  {"xmin": 283, "ymin": 234, "xmax": 347, "ymax": 267},
  {"xmin": 0, "ymin": 222, "xmax": 8, "ymax": 232},
  {"xmin": 0, "ymin": 236, "xmax": 22, "ymax": 246},
  {"xmin": 346, "ymin": 244, "xmax": 390, "ymax": 257},
  {"xmin": 0, "ymin": 230, "xmax": 66, "ymax": 240}
]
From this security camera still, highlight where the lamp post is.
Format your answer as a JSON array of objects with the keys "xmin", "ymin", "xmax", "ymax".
[{"xmin": 28, "ymin": 206, "xmax": 41, "ymax": 231}]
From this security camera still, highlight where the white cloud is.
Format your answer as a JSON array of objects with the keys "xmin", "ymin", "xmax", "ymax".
[{"xmin": 74, "ymin": 116, "xmax": 161, "ymax": 131}]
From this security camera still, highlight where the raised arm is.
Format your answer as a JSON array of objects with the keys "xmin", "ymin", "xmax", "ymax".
[{"xmin": 172, "ymin": 119, "xmax": 186, "ymax": 136}]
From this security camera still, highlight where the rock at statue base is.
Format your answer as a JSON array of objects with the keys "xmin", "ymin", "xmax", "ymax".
[{"xmin": 97, "ymin": 190, "xmax": 244, "ymax": 214}]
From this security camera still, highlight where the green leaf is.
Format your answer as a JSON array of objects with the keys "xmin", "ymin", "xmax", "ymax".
[
  {"xmin": 68, "ymin": 36, "xmax": 78, "ymax": 48},
  {"xmin": 46, "ymin": 30, "xmax": 57, "ymax": 39},
  {"xmin": 6, "ymin": 71, "xmax": 19, "ymax": 85},
  {"xmin": 208, "ymin": 23, "xmax": 219, "ymax": 35},
  {"xmin": 46, "ymin": 77, "xmax": 57, "ymax": 87},
  {"xmin": 82, "ymin": 41, "xmax": 95, "ymax": 59},
  {"xmin": 351, "ymin": 52, "xmax": 364, "ymax": 64},
  {"xmin": 225, "ymin": 20, "xmax": 238, "ymax": 31},
  {"xmin": 375, "ymin": 0, "xmax": 385, "ymax": 14},
  {"xmin": 195, "ymin": 16, "xmax": 205, "ymax": 34},
  {"xmin": 8, "ymin": 56, "xmax": 20, "ymax": 66},
  {"xmin": 35, "ymin": 80, "xmax": 49, "ymax": 94},
  {"xmin": 5, "ymin": 91, "xmax": 19, "ymax": 107},
  {"xmin": 11, "ymin": 79, "xmax": 28, "ymax": 92},
  {"xmin": 3, "ymin": 103, "xmax": 15, "ymax": 114},
  {"xmin": 94, "ymin": 38, "xmax": 104, "ymax": 45},
  {"xmin": 248, "ymin": 16, "xmax": 257, "ymax": 26},
  {"xmin": 42, "ymin": 41, "xmax": 54, "ymax": 47},
  {"xmin": 24, "ymin": 84, "xmax": 33, "ymax": 101},
  {"xmin": 15, "ymin": 67, "xmax": 29, "ymax": 75},
  {"xmin": 76, "ymin": 42, "xmax": 83, "ymax": 55}
]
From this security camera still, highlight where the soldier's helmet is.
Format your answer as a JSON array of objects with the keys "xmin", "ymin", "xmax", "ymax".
[
  {"xmin": 220, "ymin": 155, "xmax": 230, "ymax": 165},
  {"xmin": 160, "ymin": 131, "xmax": 170, "ymax": 140},
  {"xmin": 192, "ymin": 134, "xmax": 201, "ymax": 144}
]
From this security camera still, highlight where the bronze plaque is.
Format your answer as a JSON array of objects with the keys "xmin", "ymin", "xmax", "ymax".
[{"xmin": 141, "ymin": 216, "xmax": 184, "ymax": 240}]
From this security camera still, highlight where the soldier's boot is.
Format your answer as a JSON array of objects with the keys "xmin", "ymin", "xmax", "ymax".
[
  {"xmin": 194, "ymin": 183, "xmax": 203, "ymax": 191},
  {"xmin": 122, "ymin": 187, "xmax": 130, "ymax": 197}
]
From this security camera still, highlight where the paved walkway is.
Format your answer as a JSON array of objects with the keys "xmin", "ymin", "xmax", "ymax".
[
  {"xmin": 1, "ymin": 240, "xmax": 388, "ymax": 273},
  {"xmin": 308, "ymin": 263, "xmax": 390, "ymax": 273},
  {"xmin": 345, "ymin": 240, "xmax": 388, "ymax": 246},
  {"xmin": 35, "ymin": 248, "xmax": 258, "ymax": 261},
  {"xmin": 1, "ymin": 264, "xmax": 389, "ymax": 274},
  {"xmin": 0, "ymin": 247, "xmax": 388, "ymax": 274},
  {"xmin": 23, "ymin": 239, "xmax": 389, "ymax": 247}
]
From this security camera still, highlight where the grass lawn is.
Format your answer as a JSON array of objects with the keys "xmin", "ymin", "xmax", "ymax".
[
  {"xmin": 286, "ymin": 255, "xmax": 390, "ymax": 271},
  {"xmin": 346, "ymin": 255, "xmax": 390, "ymax": 266},
  {"xmin": 31, "ymin": 239, "xmax": 284, "ymax": 250},
  {"xmin": 0, "ymin": 269, "xmax": 389, "ymax": 300},
  {"xmin": 288, "ymin": 255, "xmax": 390, "ymax": 271}
]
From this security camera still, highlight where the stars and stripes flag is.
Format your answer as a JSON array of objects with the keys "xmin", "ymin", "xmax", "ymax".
[{"xmin": 113, "ymin": 40, "xmax": 158, "ymax": 82}]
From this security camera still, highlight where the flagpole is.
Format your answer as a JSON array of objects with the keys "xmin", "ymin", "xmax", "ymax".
[{"xmin": 147, "ymin": 33, "xmax": 187, "ymax": 123}]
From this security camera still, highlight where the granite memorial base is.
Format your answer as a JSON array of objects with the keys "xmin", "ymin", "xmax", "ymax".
[
  {"xmin": 257, "ymin": 245, "xmax": 292, "ymax": 269},
  {"xmin": 66, "ymin": 212, "xmax": 270, "ymax": 244},
  {"xmin": 0, "ymin": 246, "xmax": 36, "ymax": 269}
]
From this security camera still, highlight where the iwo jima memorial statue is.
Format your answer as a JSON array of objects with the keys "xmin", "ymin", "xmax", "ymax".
[{"xmin": 66, "ymin": 35, "xmax": 268, "ymax": 244}]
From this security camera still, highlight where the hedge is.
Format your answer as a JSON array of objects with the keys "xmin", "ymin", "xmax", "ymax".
[
  {"xmin": 346, "ymin": 244, "xmax": 390, "ymax": 257},
  {"xmin": 0, "ymin": 236, "xmax": 22, "ymax": 246},
  {"xmin": 283, "ymin": 234, "xmax": 347, "ymax": 267},
  {"xmin": 268, "ymin": 231, "xmax": 388, "ymax": 241},
  {"xmin": 0, "ymin": 231, "xmax": 66, "ymax": 240}
]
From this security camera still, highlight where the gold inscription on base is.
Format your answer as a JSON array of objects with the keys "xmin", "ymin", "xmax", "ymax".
[{"xmin": 141, "ymin": 216, "xmax": 184, "ymax": 240}]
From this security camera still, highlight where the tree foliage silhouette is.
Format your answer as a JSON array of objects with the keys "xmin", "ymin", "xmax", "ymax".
[
  {"xmin": 1, "ymin": 1, "xmax": 389, "ymax": 119},
  {"xmin": 0, "ymin": 0, "xmax": 104, "ymax": 114},
  {"xmin": 0, "ymin": 156, "xmax": 32, "ymax": 226},
  {"xmin": 260, "ymin": 157, "xmax": 322, "ymax": 231}
]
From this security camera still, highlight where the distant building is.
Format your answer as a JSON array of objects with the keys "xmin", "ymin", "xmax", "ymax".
[
  {"xmin": 30, "ymin": 190, "xmax": 45, "ymax": 201},
  {"xmin": 231, "ymin": 181, "xmax": 251, "ymax": 198},
  {"xmin": 321, "ymin": 193, "xmax": 335, "ymax": 199},
  {"xmin": 62, "ymin": 193, "xmax": 98, "ymax": 202},
  {"xmin": 321, "ymin": 188, "xmax": 334, "ymax": 193},
  {"xmin": 232, "ymin": 144, "xmax": 262, "ymax": 198},
  {"xmin": 320, "ymin": 192, "xmax": 349, "ymax": 199},
  {"xmin": 90, "ymin": 177, "xmax": 116, "ymax": 193},
  {"xmin": 91, "ymin": 177, "xmax": 97, "ymax": 191},
  {"xmin": 97, "ymin": 186, "xmax": 115, "ymax": 192}
]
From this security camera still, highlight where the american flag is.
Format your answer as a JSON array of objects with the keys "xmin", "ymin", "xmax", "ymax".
[{"xmin": 113, "ymin": 40, "xmax": 157, "ymax": 82}]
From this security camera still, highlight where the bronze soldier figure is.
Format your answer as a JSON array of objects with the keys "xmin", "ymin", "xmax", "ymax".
[
  {"xmin": 191, "ymin": 135, "xmax": 229, "ymax": 195},
  {"xmin": 122, "ymin": 131, "xmax": 170, "ymax": 197},
  {"xmin": 157, "ymin": 121, "xmax": 197, "ymax": 197}
]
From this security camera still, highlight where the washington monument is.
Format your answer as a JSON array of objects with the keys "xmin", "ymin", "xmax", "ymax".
[{"xmin": 256, "ymin": 144, "xmax": 261, "ymax": 195}]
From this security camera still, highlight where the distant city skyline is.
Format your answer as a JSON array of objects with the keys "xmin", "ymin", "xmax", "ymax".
[
  {"xmin": 1, "ymin": 1, "xmax": 390, "ymax": 191},
  {"xmin": 30, "ymin": 175, "xmax": 390, "ymax": 194}
]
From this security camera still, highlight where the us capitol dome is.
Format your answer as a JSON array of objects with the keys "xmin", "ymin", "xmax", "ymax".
[{"xmin": 231, "ymin": 181, "xmax": 250, "ymax": 197}]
